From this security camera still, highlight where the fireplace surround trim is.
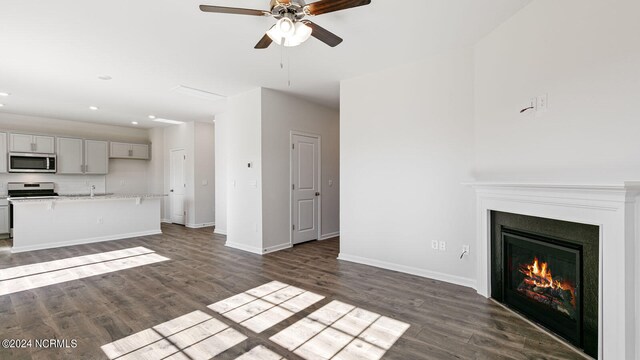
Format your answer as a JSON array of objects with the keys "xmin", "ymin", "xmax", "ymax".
[{"xmin": 468, "ymin": 182, "xmax": 640, "ymax": 360}]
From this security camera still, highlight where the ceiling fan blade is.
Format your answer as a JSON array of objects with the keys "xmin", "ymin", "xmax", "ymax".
[
  {"xmin": 255, "ymin": 34, "xmax": 273, "ymax": 49},
  {"xmin": 199, "ymin": 5, "xmax": 268, "ymax": 16},
  {"xmin": 304, "ymin": 0, "xmax": 370, "ymax": 16},
  {"xmin": 303, "ymin": 21, "xmax": 343, "ymax": 47}
]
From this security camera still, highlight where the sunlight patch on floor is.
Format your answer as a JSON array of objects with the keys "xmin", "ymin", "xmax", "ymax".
[
  {"xmin": 270, "ymin": 300, "xmax": 410, "ymax": 360},
  {"xmin": 0, "ymin": 247, "xmax": 168, "ymax": 296},
  {"xmin": 208, "ymin": 281, "xmax": 325, "ymax": 333},
  {"xmin": 101, "ymin": 281, "xmax": 409, "ymax": 360},
  {"xmin": 101, "ymin": 310, "xmax": 246, "ymax": 360}
]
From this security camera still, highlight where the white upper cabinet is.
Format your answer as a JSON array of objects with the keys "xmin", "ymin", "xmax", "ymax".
[
  {"xmin": 131, "ymin": 143, "xmax": 149, "ymax": 159},
  {"xmin": 34, "ymin": 135, "xmax": 55, "ymax": 153},
  {"xmin": 57, "ymin": 137, "xmax": 84, "ymax": 174},
  {"xmin": 110, "ymin": 142, "xmax": 150, "ymax": 160},
  {"xmin": 0, "ymin": 133, "xmax": 7, "ymax": 173},
  {"xmin": 110, "ymin": 142, "xmax": 131, "ymax": 158},
  {"xmin": 9, "ymin": 133, "xmax": 55, "ymax": 153},
  {"xmin": 85, "ymin": 140, "xmax": 108, "ymax": 174},
  {"xmin": 57, "ymin": 138, "xmax": 108, "ymax": 175},
  {"xmin": 9, "ymin": 133, "xmax": 34, "ymax": 152}
]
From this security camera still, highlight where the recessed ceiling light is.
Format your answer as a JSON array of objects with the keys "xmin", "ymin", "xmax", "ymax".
[
  {"xmin": 131, "ymin": 121, "xmax": 138, "ymax": 125},
  {"xmin": 89, "ymin": 106, "xmax": 99, "ymax": 111},
  {"xmin": 0, "ymin": 92, "xmax": 10, "ymax": 97},
  {"xmin": 0, "ymin": 104, "xmax": 4, "ymax": 107},
  {"xmin": 98, "ymin": 75, "xmax": 113, "ymax": 81},
  {"xmin": 153, "ymin": 118, "xmax": 184, "ymax": 125},
  {"xmin": 148, "ymin": 115, "xmax": 156, "ymax": 119}
]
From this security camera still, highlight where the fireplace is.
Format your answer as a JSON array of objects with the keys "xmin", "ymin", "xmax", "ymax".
[
  {"xmin": 491, "ymin": 211, "xmax": 598, "ymax": 358},
  {"xmin": 503, "ymin": 230, "xmax": 582, "ymax": 345}
]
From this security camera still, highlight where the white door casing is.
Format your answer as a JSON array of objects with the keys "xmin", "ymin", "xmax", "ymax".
[
  {"xmin": 291, "ymin": 133, "xmax": 321, "ymax": 245},
  {"xmin": 170, "ymin": 149, "xmax": 186, "ymax": 225}
]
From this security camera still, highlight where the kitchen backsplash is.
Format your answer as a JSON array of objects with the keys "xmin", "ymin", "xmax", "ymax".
[{"xmin": 0, "ymin": 174, "xmax": 106, "ymax": 196}]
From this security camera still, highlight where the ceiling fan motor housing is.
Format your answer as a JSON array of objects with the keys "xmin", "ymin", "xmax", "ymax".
[{"xmin": 271, "ymin": 1, "xmax": 306, "ymax": 20}]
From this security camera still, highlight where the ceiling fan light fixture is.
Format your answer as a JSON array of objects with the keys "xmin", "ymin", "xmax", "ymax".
[
  {"xmin": 267, "ymin": 21, "xmax": 312, "ymax": 47},
  {"xmin": 277, "ymin": 17, "xmax": 295, "ymax": 34}
]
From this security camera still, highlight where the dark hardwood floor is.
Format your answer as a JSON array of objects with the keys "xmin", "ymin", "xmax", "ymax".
[{"xmin": 0, "ymin": 224, "xmax": 587, "ymax": 359}]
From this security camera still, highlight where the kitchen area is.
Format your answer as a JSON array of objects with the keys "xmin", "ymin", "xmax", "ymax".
[{"xmin": 0, "ymin": 129, "xmax": 165, "ymax": 253}]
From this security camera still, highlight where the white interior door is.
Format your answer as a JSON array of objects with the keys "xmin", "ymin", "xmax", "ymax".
[
  {"xmin": 170, "ymin": 149, "xmax": 186, "ymax": 225},
  {"xmin": 292, "ymin": 134, "xmax": 320, "ymax": 244}
]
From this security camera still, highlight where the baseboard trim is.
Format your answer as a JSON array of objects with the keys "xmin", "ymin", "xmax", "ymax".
[
  {"xmin": 11, "ymin": 230, "xmax": 163, "ymax": 254},
  {"xmin": 214, "ymin": 229, "xmax": 227, "ymax": 235},
  {"xmin": 263, "ymin": 243, "xmax": 292, "ymax": 254},
  {"xmin": 225, "ymin": 241, "xmax": 263, "ymax": 255},
  {"xmin": 337, "ymin": 253, "xmax": 477, "ymax": 290},
  {"xmin": 186, "ymin": 222, "xmax": 215, "ymax": 229},
  {"xmin": 161, "ymin": 219, "xmax": 172, "ymax": 224},
  {"xmin": 319, "ymin": 232, "xmax": 340, "ymax": 240}
]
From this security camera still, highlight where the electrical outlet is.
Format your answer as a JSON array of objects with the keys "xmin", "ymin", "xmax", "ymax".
[
  {"xmin": 431, "ymin": 240, "xmax": 439, "ymax": 250},
  {"xmin": 462, "ymin": 245, "xmax": 470, "ymax": 254},
  {"xmin": 120, "ymin": 180, "xmax": 126, "ymax": 186},
  {"xmin": 97, "ymin": 217, "xmax": 104, "ymax": 224},
  {"xmin": 439, "ymin": 241, "xmax": 446, "ymax": 251}
]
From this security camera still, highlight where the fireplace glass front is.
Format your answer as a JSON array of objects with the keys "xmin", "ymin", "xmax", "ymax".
[{"xmin": 503, "ymin": 230, "xmax": 582, "ymax": 347}]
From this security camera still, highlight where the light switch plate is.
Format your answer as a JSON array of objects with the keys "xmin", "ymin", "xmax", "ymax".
[{"xmin": 537, "ymin": 94, "xmax": 549, "ymax": 113}]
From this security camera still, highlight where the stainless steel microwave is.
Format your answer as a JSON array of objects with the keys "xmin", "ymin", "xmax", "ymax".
[{"xmin": 8, "ymin": 153, "xmax": 57, "ymax": 173}]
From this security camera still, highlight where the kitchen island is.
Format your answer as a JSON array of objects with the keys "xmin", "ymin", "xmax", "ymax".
[{"xmin": 10, "ymin": 194, "xmax": 165, "ymax": 253}]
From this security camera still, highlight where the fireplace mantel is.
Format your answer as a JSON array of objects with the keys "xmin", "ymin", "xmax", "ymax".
[{"xmin": 468, "ymin": 182, "xmax": 640, "ymax": 359}]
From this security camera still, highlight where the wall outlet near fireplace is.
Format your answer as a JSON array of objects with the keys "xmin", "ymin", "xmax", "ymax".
[
  {"xmin": 439, "ymin": 241, "xmax": 446, "ymax": 251},
  {"xmin": 431, "ymin": 240, "xmax": 439, "ymax": 250}
]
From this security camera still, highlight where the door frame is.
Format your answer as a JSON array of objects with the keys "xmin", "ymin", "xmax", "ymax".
[
  {"xmin": 169, "ymin": 148, "xmax": 186, "ymax": 225},
  {"xmin": 289, "ymin": 131, "xmax": 322, "ymax": 246}
]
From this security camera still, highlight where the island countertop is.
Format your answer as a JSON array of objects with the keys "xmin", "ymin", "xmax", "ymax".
[{"xmin": 9, "ymin": 194, "xmax": 167, "ymax": 203}]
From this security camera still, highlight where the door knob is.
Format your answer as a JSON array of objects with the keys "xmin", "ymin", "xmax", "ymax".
[
  {"xmin": 170, "ymin": 189, "xmax": 174, "ymax": 192},
  {"xmin": 315, "ymin": 192, "xmax": 320, "ymax": 196}
]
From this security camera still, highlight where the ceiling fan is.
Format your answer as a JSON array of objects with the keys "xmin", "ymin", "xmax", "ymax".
[{"xmin": 199, "ymin": 0, "xmax": 371, "ymax": 49}]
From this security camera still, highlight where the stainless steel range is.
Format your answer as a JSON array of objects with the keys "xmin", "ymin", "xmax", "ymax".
[
  {"xmin": 7, "ymin": 182, "xmax": 59, "ymax": 236},
  {"xmin": 8, "ymin": 182, "xmax": 59, "ymax": 200}
]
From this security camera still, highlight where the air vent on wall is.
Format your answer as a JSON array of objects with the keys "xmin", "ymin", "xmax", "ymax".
[{"xmin": 172, "ymin": 85, "xmax": 225, "ymax": 101}]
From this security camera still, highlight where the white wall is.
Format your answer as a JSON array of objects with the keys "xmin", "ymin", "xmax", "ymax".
[
  {"xmin": 214, "ymin": 114, "xmax": 228, "ymax": 235},
  {"xmin": 194, "ymin": 121, "xmax": 215, "ymax": 226},
  {"xmin": 340, "ymin": 49, "xmax": 477, "ymax": 287},
  {"xmin": 0, "ymin": 112, "xmax": 150, "ymax": 195},
  {"xmin": 474, "ymin": 0, "xmax": 640, "ymax": 182},
  {"xmin": 217, "ymin": 88, "xmax": 340, "ymax": 253},
  {"xmin": 224, "ymin": 88, "xmax": 263, "ymax": 252},
  {"xmin": 261, "ymin": 88, "xmax": 340, "ymax": 250},
  {"xmin": 147, "ymin": 127, "xmax": 166, "ymax": 220}
]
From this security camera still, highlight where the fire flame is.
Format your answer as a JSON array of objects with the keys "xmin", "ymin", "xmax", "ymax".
[{"xmin": 519, "ymin": 257, "xmax": 576, "ymax": 307}]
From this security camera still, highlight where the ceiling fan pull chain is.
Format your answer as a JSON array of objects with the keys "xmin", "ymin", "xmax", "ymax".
[
  {"xmin": 280, "ymin": 37, "xmax": 285, "ymax": 69},
  {"xmin": 288, "ymin": 47, "xmax": 292, "ymax": 87}
]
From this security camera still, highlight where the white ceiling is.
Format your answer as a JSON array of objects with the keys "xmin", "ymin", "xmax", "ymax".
[{"xmin": 0, "ymin": 0, "xmax": 531, "ymax": 128}]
